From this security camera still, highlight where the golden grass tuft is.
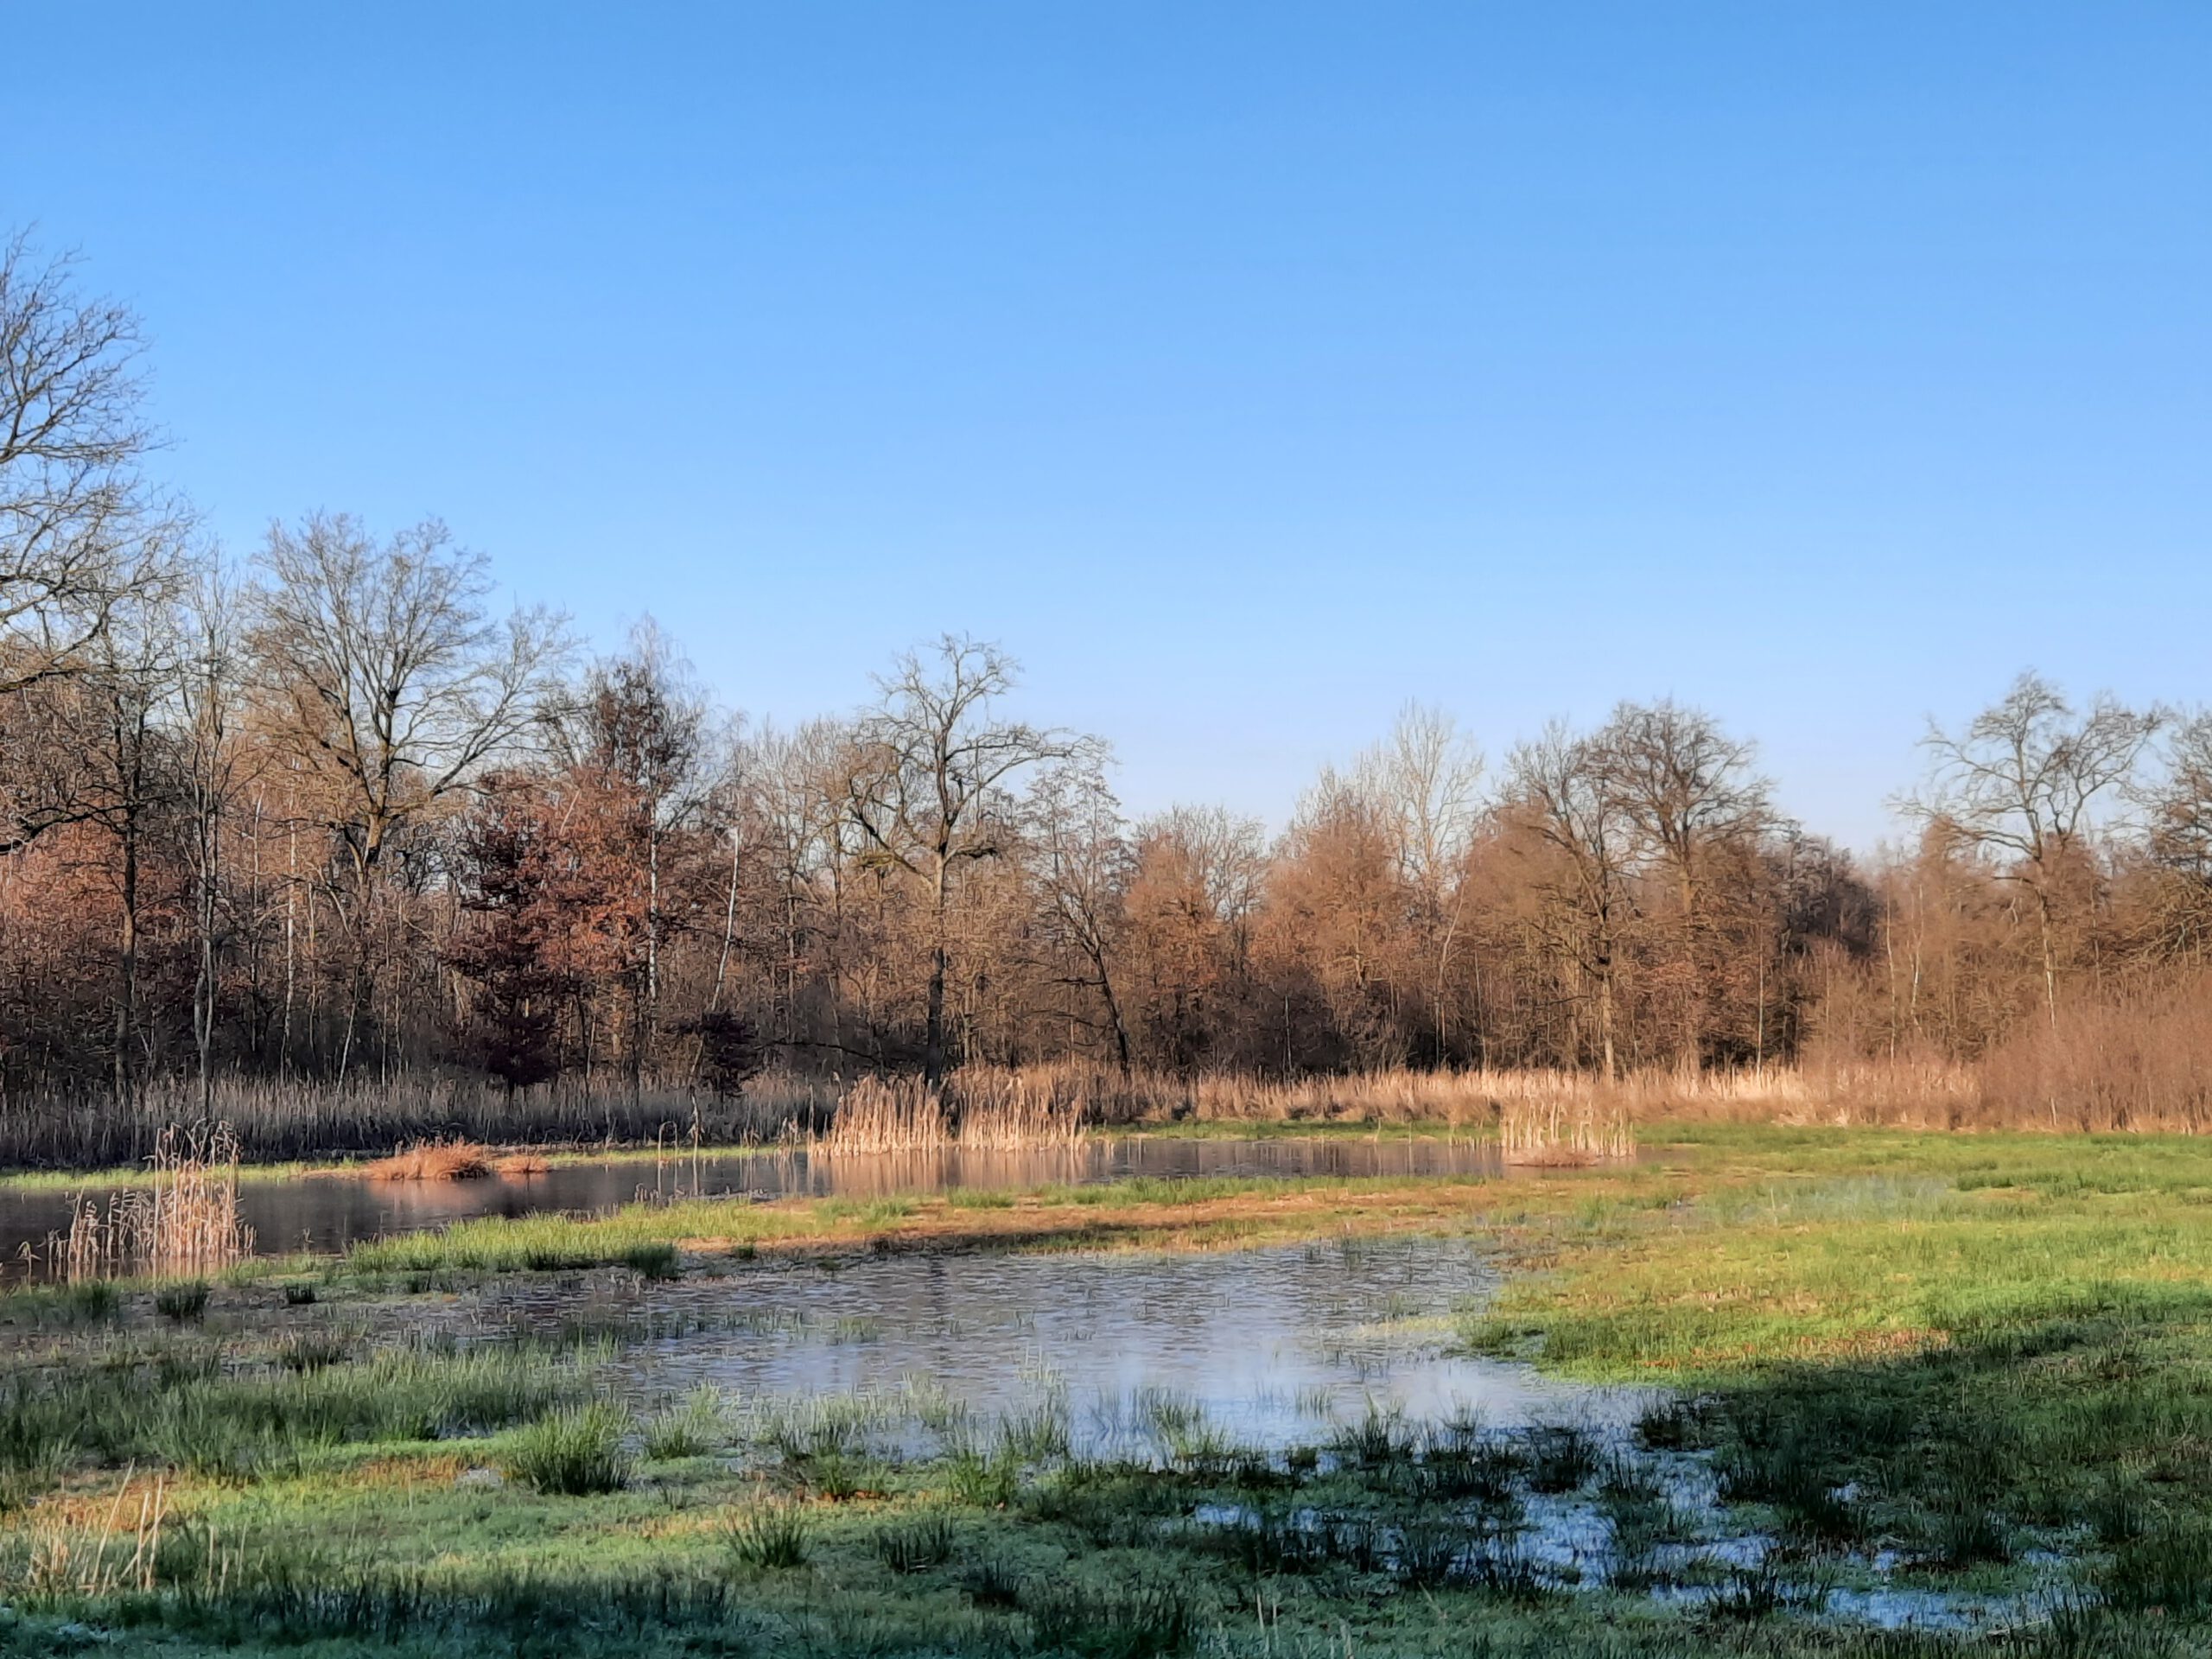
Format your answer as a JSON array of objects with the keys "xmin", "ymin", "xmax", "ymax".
[{"xmin": 365, "ymin": 1141, "xmax": 493, "ymax": 1182}]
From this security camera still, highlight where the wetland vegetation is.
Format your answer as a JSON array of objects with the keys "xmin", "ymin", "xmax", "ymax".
[{"xmin": 0, "ymin": 1123, "xmax": 2208, "ymax": 1655}]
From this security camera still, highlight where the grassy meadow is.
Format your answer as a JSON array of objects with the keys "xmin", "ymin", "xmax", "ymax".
[{"xmin": 0, "ymin": 1124, "xmax": 2207, "ymax": 1655}]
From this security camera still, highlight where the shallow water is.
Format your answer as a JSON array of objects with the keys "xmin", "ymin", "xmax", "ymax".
[
  {"xmin": 581, "ymin": 1237, "xmax": 1640, "ymax": 1449},
  {"xmin": 510, "ymin": 1238, "xmax": 2065, "ymax": 1633},
  {"xmin": 0, "ymin": 1134, "xmax": 1502, "ymax": 1276}
]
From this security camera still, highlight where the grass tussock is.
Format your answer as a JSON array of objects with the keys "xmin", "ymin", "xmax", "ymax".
[
  {"xmin": 503, "ymin": 1400, "xmax": 633, "ymax": 1495},
  {"xmin": 722, "ymin": 1498, "xmax": 810, "ymax": 1569},
  {"xmin": 365, "ymin": 1141, "xmax": 493, "ymax": 1182}
]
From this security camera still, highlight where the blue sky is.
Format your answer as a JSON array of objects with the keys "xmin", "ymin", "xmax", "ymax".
[{"xmin": 9, "ymin": 3, "xmax": 2208, "ymax": 850}]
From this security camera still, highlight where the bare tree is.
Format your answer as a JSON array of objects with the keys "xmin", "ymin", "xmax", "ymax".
[
  {"xmin": 1504, "ymin": 722, "xmax": 1636, "ymax": 1078},
  {"xmin": 176, "ymin": 555, "xmax": 257, "ymax": 1113},
  {"xmin": 48, "ymin": 566, "xmax": 189, "ymax": 1105},
  {"xmin": 1029, "ymin": 753, "xmax": 1134, "ymax": 1071},
  {"xmin": 1594, "ymin": 699, "xmax": 1772, "ymax": 1069},
  {"xmin": 569, "ymin": 619, "xmax": 711, "ymax": 1091},
  {"xmin": 1357, "ymin": 702, "xmax": 1484, "ymax": 1060},
  {"xmin": 1904, "ymin": 671, "xmax": 2162, "ymax": 1023},
  {"xmin": 0, "ymin": 232, "xmax": 171, "ymax": 702},
  {"xmin": 2137, "ymin": 709, "xmax": 2212, "ymax": 963},
  {"xmin": 841, "ymin": 636, "xmax": 1089, "ymax": 1087},
  {"xmin": 249, "ymin": 512, "xmax": 569, "ymax": 1072}
]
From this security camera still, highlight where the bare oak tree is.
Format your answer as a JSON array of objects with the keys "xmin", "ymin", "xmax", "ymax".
[{"xmin": 841, "ymin": 636, "xmax": 1088, "ymax": 1087}]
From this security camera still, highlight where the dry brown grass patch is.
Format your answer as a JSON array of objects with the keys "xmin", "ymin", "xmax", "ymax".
[{"xmin": 366, "ymin": 1141, "xmax": 492, "ymax": 1182}]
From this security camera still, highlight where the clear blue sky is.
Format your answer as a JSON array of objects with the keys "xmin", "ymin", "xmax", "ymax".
[{"xmin": 10, "ymin": 3, "xmax": 2208, "ymax": 850}]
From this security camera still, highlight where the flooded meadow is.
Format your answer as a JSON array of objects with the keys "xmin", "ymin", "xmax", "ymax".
[{"xmin": 0, "ymin": 1125, "xmax": 2181, "ymax": 1656}]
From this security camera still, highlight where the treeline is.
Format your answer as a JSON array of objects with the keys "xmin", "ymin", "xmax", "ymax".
[{"xmin": 3, "ymin": 235, "xmax": 2209, "ymax": 1128}]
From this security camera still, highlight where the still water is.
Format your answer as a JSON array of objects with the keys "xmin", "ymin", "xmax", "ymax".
[
  {"xmin": 0, "ymin": 1135, "xmax": 1502, "ymax": 1273},
  {"xmin": 501, "ymin": 1236, "xmax": 1637, "ymax": 1449}
]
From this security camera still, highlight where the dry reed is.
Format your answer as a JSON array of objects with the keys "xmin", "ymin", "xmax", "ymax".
[
  {"xmin": 54, "ymin": 1126, "xmax": 253, "ymax": 1280},
  {"xmin": 23, "ymin": 1471, "xmax": 166, "ymax": 1599},
  {"xmin": 819, "ymin": 1071, "xmax": 1090, "ymax": 1154},
  {"xmin": 823, "ymin": 1076, "xmax": 950, "ymax": 1154},
  {"xmin": 0, "ymin": 1075, "xmax": 838, "ymax": 1170},
  {"xmin": 6, "ymin": 988, "xmax": 2207, "ymax": 1179}
]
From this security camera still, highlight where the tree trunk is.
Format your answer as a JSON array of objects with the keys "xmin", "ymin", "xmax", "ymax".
[
  {"xmin": 925, "ymin": 864, "xmax": 949, "ymax": 1090},
  {"xmin": 113, "ymin": 810, "xmax": 139, "ymax": 1111}
]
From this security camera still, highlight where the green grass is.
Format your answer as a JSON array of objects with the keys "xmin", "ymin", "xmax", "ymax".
[
  {"xmin": 504, "ymin": 1401, "xmax": 634, "ymax": 1495},
  {"xmin": 640, "ymin": 1384, "xmax": 731, "ymax": 1459},
  {"xmin": 1457, "ymin": 1123, "xmax": 2212, "ymax": 1614}
]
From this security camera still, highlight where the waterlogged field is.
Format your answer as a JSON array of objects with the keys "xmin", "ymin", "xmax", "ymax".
[
  {"xmin": 0, "ymin": 1126, "xmax": 2207, "ymax": 1656},
  {"xmin": 0, "ymin": 1132, "xmax": 1508, "ymax": 1271}
]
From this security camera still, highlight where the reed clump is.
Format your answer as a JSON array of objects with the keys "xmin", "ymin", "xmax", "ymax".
[
  {"xmin": 824, "ymin": 1077, "xmax": 949, "ymax": 1153},
  {"xmin": 1497, "ymin": 1093, "xmax": 1637, "ymax": 1166},
  {"xmin": 822, "ymin": 1072, "xmax": 1088, "ymax": 1154},
  {"xmin": 54, "ymin": 1124, "xmax": 254, "ymax": 1280}
]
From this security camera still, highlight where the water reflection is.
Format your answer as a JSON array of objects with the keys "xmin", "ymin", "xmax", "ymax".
[
  {"xmin": 0, "ymin": 1135, "xmax": 1502, "ymax": 1275},
  {"xmin": 572, "ymin": 1238, "xmax": 1634, "ymax": 1449}
]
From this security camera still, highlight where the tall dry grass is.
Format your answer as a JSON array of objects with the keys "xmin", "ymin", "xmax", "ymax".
[
  {"xmin": 3, "ymin": 982, "xmax": 2205, "ymax": 1175},
  {"xmin": 53, "ymin": 1125, "xmax": 254, "ymax": 1279},
  {"xmin": 821, "ymin": 1071, "xmax": 1088, "ymax": 1153},
  {"xmin": 822, "ymin": 1076, "xmax": 949, "ymax": 1153},
  {"xmin": 0, "ymin": 1075, "xmax": 833, "ymax": 1169}
]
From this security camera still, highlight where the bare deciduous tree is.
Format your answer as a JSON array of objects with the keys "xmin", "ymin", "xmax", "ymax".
[
  {"xmin": 1904, "ymin": 671, "xmax": 2162, "ymax": 1023},
  {"xmin": 1505, "ymin": 722, "xmax": 1636, "ymax": 1078},
  {"xmin": 1029, "ymin": 753, "xmax": 1134, "ymax": 1071},
  {"xmin": 1594, "ymin": 699, "xmax": 1772, "ymax": 1069},
  {"xmin": 570, "ymin": 620, "xmax": 711, "ymax": 1092},
  {"xmin": 176, "ymin": 556, "xmax": 257, "ymax": 1114},
  {"xmin": 841, "ymin": 636, "xmax": 1088, "ymax": 1086},
  {"xmin": 1357, "ymin": 702, "xmax": 1484, "ymax": 1061},
  {"xmin": 0, "ymin": 232, "xmax": 169, "ymax": 702},
  {"xmin": 249, "ymin": 512, "xmax": 569, "ymax": 1072},
  {"xmin": 2138, "ymin": 709, "xmax": 2212, "ymax": 963}
]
